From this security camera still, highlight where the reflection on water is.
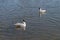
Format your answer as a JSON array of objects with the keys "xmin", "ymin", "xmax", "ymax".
[{"xmin": 0, "ymin": 0, "xmax": 60, "ymax": 40}]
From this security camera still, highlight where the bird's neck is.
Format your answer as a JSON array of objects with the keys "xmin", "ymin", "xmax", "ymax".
[
  {"xmin": 23, "ymin": 22, "xmax": 26, "ymax": 24},
  {"xmin": 40, "ymin": 8, "xmax": 42, "ymax": 10}
]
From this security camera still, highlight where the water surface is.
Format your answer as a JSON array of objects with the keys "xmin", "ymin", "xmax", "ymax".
[{"xmin": 0, "ymin": 0, "xmax": 60, "ymax": 40}]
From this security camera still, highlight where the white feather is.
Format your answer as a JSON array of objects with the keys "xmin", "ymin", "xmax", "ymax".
[
  {"xmin": 40, "ymin": 8, "xmax": 46, "ymax": 13},
  {"xmin": 14, "ymin": 21, "xmax": 26, "ymax": 30}
]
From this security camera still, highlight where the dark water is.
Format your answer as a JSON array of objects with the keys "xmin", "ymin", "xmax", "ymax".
[{"xmin": 0, "ymin": 0, "xmax": 60, "ymax": 40}]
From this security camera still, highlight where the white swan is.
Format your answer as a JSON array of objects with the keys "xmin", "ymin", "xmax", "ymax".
[
  {"xmin": 39, "ymin": 8, "xmax": 46, "ymax": 13},
  {"xmin": 14, "ymin": 20, "xmax": 26, "ymax": 30}
]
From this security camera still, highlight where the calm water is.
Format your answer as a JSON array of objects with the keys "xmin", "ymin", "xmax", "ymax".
[{"xmin": 0, "ymin": 0, "xmax": 60, "ymax": 40}]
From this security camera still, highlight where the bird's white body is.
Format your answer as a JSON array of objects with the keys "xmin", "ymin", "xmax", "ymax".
[
  {"xmin": 14, "ymin": 21, "xmax": 26, "ymax": 30},
  {"xmin": 40, "ymin": 8, "xmax": 46, "ymax": 13}
]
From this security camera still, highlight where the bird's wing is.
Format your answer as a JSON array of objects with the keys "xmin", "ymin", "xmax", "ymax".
[{"xmin": 14, "ymin": 23, "xmax": 23, "ymax": 25}]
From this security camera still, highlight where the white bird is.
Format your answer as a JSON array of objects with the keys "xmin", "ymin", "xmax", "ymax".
[
  {"xmin": 14, "ymin": 20, "xmax": 26, "ymax": 30},
  {"xmin": 39, "ymin": 8, "xmax": 46, "ymax": 13},
  {"xmin": 39, "ymin": 8, "xmax": 46, "ymax": 16}
]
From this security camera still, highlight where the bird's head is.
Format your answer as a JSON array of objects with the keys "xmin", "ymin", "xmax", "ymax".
[
  {"xmin": 39, "ymin": 8, "xmax": 40, "ymax": 9},
  {"xmin": 23, "ymin": 19, "xmax": 25, "ymax": 22}
]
